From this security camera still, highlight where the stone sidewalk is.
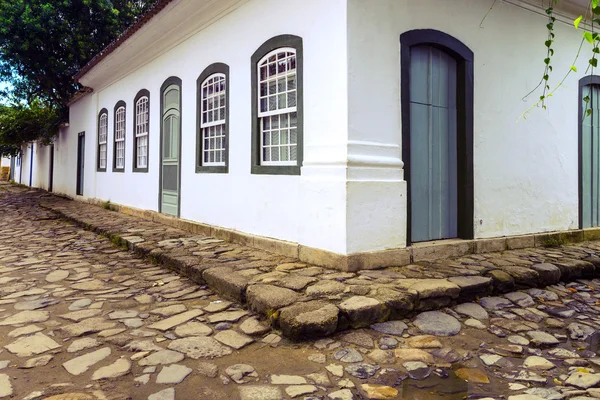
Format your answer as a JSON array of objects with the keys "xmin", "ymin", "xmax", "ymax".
[
  {"xmin": 4, "ymin": 183, "xmax": 600, "ymax": 399},
  {"xmin": 37, "ymin": 185, "xmax": 600, "ymax": 339}
]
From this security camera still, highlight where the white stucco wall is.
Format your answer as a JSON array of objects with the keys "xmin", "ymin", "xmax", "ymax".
[
  {"xmin": 70, "ymin": 0, "xmax": 349, "ymax": 252},
  {"xmin": 347, "ymin": 0, "xmax": 588, "ymax": 241}
]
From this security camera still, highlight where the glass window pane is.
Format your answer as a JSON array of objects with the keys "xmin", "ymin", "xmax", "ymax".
[
  {"xmin": 290, "ymin": 145, "xmax": 297, "ymax": 161},
  {"xmin": 269, "ymin": 80, "xmax": 277, "ymax": 95},
  {"xmin": 260, "ymin": 98, "xmax": 267, "ymax": 113},
  {"xmin": 263, "ymin": 147, "xmax": 270, "ymax": 162},
  {"xmin": 271, "ymin": 147, "xmax": 279, "ymax": 161},
  {"xmin": 281, "ymin": 113, "xmax": 289, "ymax": 128},
  {"xmin": 271, "ymin": 115, "xmax": 279, "ymax": 129},
  {"xmin": 290, "ymin": 128, "xmax": 297, "ymax": 145},
  {"xmin": 281, "ymin": 145, "xmax": 289, "ymax": 161},
  {"xmin": 262, "ymin": 117, "xmax": 270, "ymax": 130},
  {"xmin": 269, "ymin": 96, "xmax": 277, "ymax": 111},
  {"xmin": 287, "ymin": 74, "xmax": 296, "ymax": 90},
  {"xmin": 288, "ymin": 92, "xmax": 296, "ymax": 108},
  {"xmin": 281, "ymin": 130, "xmax": 289, "ymax": 144},
  {"xmin": 263, "ymin": 132, "xmax": 270, "ymax": 146},
  {"xmin": 278, "ymin": 94, "xmax": 286, "ymax": 109}
]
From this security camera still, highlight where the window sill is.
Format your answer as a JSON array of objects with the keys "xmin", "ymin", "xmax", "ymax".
[
  {"xmin": 251, "ymin": 164, "xmax": 300, "ymax": 175},
  {"xmin": 196, "ymin": 165, "xmax": 228, "ymax": 174},
  {"xmin": 133, "ymin": 167, "xmax": 148, "ymax": 173}
]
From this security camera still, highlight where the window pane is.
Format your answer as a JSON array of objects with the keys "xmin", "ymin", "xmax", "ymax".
[
  {"xmin": 287, "ymin": 74, "xmax": 296, "ymax": 90},
  {"xmin": 263, "ymin": 147, "xmax": 270, "ymax": 162},
  {"xmin": 269, "ymin": 96, "xmax": 277, "ymax": 111},
  {"xmin": 281, "ymin": 130, "xmax": 289, "ymax": 144},
  {"xmin": 288, "ymin": 92, "xmax": 296, "ymax": 108},
  {"xmin": 278, "ymin": 94, "xmax": 286, "ymax": 109},
  {"xmin": 281, "ymin": 145, "xmax": 289, "ymax": 161}
]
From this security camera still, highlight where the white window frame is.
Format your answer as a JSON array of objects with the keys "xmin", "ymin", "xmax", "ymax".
[
  {"xmin": 114, "ymin": 106, "xmax": 125, "ymax": 170},
  {"xmin": 98, "ymin": 112, "xmax": 108, "ymax": 170},
  {"xmin": 200, "ymin": 73, "xmax": 226, "ymax": 166},
  {"xmin": 258, "ymin": 47, "xmax": 298, "ymax": 166},
  {"xmin": 135, "ymin": 96, "xmax": 149, "ymax": 169}
]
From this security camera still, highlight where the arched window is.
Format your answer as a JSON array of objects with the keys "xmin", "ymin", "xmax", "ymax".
[
  {"xmin": 251, "ymin": 35, "xmax": 303, "ymax": 175},
  {"xmin": 113, "ymin": 101, "xmax": 126, "ymax": 171},
  {"xmin": 97, "ymin": 109, "xmax": 108, "ymax": 171},
  {"xmin": 196, "ymin": 63, "xmax": 229, "ymax": 173},
  {"xmin": 133, "ymin": 89, "xmax": 150, "ymax": 172}
]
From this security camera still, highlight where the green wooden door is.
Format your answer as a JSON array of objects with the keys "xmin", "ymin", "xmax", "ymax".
[
  {"xmin": 582, "ymin": 84, "xmax": 600, "ymax": 228},
  {"xmin": 161, "ymin": 84, "xmax": 180, "ymax": 217}
]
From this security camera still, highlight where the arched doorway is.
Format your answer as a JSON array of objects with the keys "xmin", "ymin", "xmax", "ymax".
[
  {"xmin": 400, "ymin": 29, "xmax": 474, "ymax": 244},
  {"xmin": 159, "ymin": 77, "xmax": 182, "ymax": 217},
  {"xmin": 579, "ymin": 75, "xmax": 600, "ymax": 228}
]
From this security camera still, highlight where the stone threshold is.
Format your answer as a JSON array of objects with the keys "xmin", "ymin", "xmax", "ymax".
[
  {"xmin": 36, "ymin": 189, "xmax": 600, "ymax": 341},
  {"xmin": 79, "ymin": 196, "xmax": 600, "ymax": 272}
]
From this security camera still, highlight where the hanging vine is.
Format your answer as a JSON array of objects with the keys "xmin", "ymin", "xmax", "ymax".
[{"xmin": 481, "ymin": 0, "xmax": 599, "ymax": 118}]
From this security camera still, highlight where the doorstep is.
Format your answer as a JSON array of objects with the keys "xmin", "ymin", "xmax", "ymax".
[{"xmin": 38, "ymin": 190, "xmax": 600, "ymax": 340}]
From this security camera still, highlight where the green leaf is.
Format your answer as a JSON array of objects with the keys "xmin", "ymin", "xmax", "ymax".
[
  {"xmin": 594, "ymin": 0, "xmax": 599, "ymax": 8},
  {"xmin": 540, "ymin": 95, "xmax": 545, "ymax": 101},
  {"xmin": 585, "ymin": 31, "xmax": 595, "ymax": 44},
  {"xmin": 594, "ymin": 6, "xmax": 600, "ymax": 14},
  {"xmin": 584, "ymin": 95, "xmax": 591, "ymax": 102},
  {"xmin": 591, "ymin": 58, "xmax": 598, "ymax": 68},
  {"xmin": 547, "ymin": 22, "xmax": 554, "ymax": 30},
  {"xmin": 544, "ymin": 57, "xmax": 551, "ymax": 65},
  {"xmin": 545, "ymin": 39, "xmax": 553, "ymax": 47},
  {"xmin": 549, "ymin": 49, "xmax": 555, "ymax": 56},
  {"xmin": 588, "ymin": 109, "xmax": 593, "ymax": 116},
  {"xmin": 571, "ymin": 65, "xmax": 578, "ymax": 72},
  {"xmin": 575, "ymin": 15, "xmax": 583, "ymax": 29}
]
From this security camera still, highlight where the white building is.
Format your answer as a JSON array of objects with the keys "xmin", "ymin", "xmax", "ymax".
[{"xmin": 17, "ymin": 0, "xmax": 600, "ymax": 270}]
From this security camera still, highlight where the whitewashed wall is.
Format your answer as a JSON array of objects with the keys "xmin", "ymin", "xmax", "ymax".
[
  {"xmin": 68, "ymin": 0, "xmax": 349, "ymax": 252},
  {"xmin": 347, "ymin": 0, "xmax": 588, "ymax": 242}
]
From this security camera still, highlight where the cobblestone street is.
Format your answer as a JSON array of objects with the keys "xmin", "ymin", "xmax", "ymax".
[{"xmin": 3, "ymin": 184, "xmax": 600, "ymax": 399}]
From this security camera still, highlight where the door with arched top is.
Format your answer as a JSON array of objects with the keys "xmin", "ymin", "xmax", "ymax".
[
  {"xmin": 580, "ymin": 76, "xmax": 600, "ymax": 228},
  {"xmin": 160, "ymin": 78, "xmax": 182, "ymax": 217},
  {"xmin": 401, "ymin": 29, "xmax": 474, "ymax": 244}
]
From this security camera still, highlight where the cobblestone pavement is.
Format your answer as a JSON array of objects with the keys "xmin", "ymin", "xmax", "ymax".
[
  {"xmin": 39, "ymin": 183, "xmax": 600, "ymax": 342},
  {"xmin": 3, "ymin": 185, "xmax": 600, "ymax": 400}
]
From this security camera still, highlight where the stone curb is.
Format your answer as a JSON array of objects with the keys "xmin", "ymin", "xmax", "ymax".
[{"xmin": 38, "ymin": 196, "xmax": 600, "ymax": 341}]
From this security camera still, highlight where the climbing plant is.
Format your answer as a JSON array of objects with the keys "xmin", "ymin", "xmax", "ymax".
[{"xmin": 483, "ymin": 0, "xmax": 599, "ymax": 117}]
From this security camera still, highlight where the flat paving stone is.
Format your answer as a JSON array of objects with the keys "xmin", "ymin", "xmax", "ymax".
[
  {"xmin": 413, "ymin": 311, "xmax": 461, "ymax": 336},
  {"xmin": 155, "ymin": 364, "xmax": 192, "ymax": 384},
  {"xmin": 62, "ymin": 347, "xmax": 111, "ymax": 376},
  {"xmin": 214, "ymin": 330, "xmax": 254, "ymax": 350},
  {"xmin": 167, "ymin": 337, "xmax": 232, "ymax": 359},
  {"xmin": 148, "ymin": 388, "xmax": 175, "ymax": 400},
  {"xmin": 0, "ymin": 374, "xmax": 12, "ymax": 398},
  {"xmin": 238, "ymin": 386, "xmax": 283, "ymax": 400},
  {"xmin": 148, "ymin": 309, "xmax": 204, "ymax": 331},
  {"xmin": 92, "ymin": 358, "xmax": 131, "ymax": 380},
  {"xmin": 5, "ymin": 332, "xmax": 61, "ymax": 357}
]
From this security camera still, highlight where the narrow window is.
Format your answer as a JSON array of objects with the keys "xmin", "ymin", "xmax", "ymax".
[
  {"xmin": 251, "ymin": 35, "xmax": 303, "ymax": 175},
  {"xmin": 97, "ymin": 109, "xmax": 108, "ymax": 171},
  {"xmin": 113, "ymin": 101, "xmax": 126, "ymax": 172},
  {"xmin": 133, "ymin": 89, "xmax": 150, "ymax": 172},
  {"xmin": 196, "ymin": 63, "xmax": 229, "ymax": 173}
]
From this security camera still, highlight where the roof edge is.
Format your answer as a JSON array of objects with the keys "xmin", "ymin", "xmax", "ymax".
[{"xmin": 74, "ymin": 0, "xmax": 176, "ymax": 82}]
